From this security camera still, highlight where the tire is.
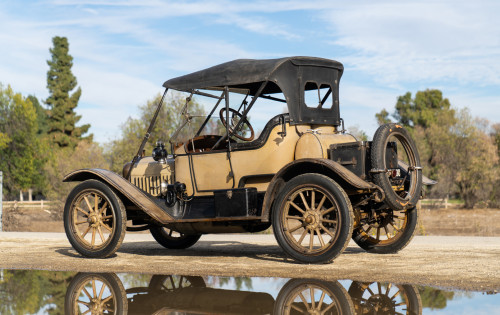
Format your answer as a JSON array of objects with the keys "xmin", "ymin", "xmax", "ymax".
[
  {"xmin": 348, "ymin": 281, "xmax": 422, "ymax": 315},
  {"xmin": 272, "ymin": 173, "xmax": 353, "ymax": 264},
  {"xmin": 371, "ymin": 123, "xmax": 422, "ymax": 210},
  {"xmin": 65, "ymin": 273, "xmax": 128, "ymax": 315},
  {"xmin": 64, "ymin": 179, "xmax": 127, "ymax": 258},
  {"xmin": 274, "ymin": 278, "xmax": 355, "ymax": 315},
  {"xmin": 352, "ymin": 206, "xmax": 418, "ymax": 253},
  {"xmin": 149, "ymin": 226, "xmax": 201, "ymax": 249}
]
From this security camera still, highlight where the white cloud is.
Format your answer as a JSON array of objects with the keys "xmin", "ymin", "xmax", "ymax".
[{"xmin": 320, "ymin": 1, "xmax": 500, "ymax": 86}]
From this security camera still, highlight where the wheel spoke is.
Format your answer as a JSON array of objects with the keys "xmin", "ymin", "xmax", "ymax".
[
  {"xmin": 309, "ymin": 230, "xmax": 314, "ymax": 250},
  {"xmin": 298, "ymin": 292, "xmax": 310, "ymax": 310},
  {"xmin": 102, "ymin": 223, "xmax": 113, "ymax": 232},
  {"xmin": 299, "ymin": 192, "xmax": 311, "ymax": 211},
  {"xmin": 320, "ymin": 224, "xmax": 335, "ymax": 238},
  {"xmin": 94, "ymin": 194, "xmax": 98, "ymax": 215},
  {"xmin": 76, "ymin": 207, "xmax": 89, "ymax": 216},
  {"xmin": 386, "ymin": 283, "xmax": 392, "ymax": 295},
  {"xmin": 98, "ymin": 226, "xmax": 105, "ymax": 243},
  {"xmin": 101, "ymin": 215, "xmax": 113, "ymax": 220},
  {"xmin": 289, "ymin": 201, "xmax": 306, "ymax": 215},
  {"xmin": 91, "ymin": 228, "xmax": 96, "ymax": 246},
  {"xmin": 101, "ymin": 295, "xmax": 113, "ymax": 304},
  {"xmin": 92, "ymin": 280, "xmax": 97, "ymax": 298},
  {"xmin": 297, "ymin": 229, "xmax": 308, "ymax": 245},
  {"xmin": 321, "ymin": 219, "xmax": 337, "ymax": 225},
  {"xmin": 316, "ymin": 195, "xmax": 327, "ymax": 212},
  {"xmin": 376, "ymin": 227, "xmax": 381, "ymax": 240},
  {"xmin": 310, "ymin": 287, "xmax": 316, "ymax": 309},
  {"xmin": 384, "ymin": 225, "xmax": 391, "ymax": 238},
  {"xmin": 77, "ymin": 300, "xmax": 90, "ymax": 306},
  {"xmin": 321, "ymin": 206, "xmax": 335, "ymax": 215},
  {"xmin": 317, "ymin": 291, "xmax": 326, "ymax": 310},
  {"xmin": 84, "ymin": 196, "xmax": 94, "ymax": 213},
  {"xmin": 81, "ymin": 225, "xmax": 92, "ymax": 239},
  {"xmin": 365, "ymin": 225, "xmax": 372, "ymax": 234},
  {"xmin": 286, "ymin": 215, "xmax": 303, "ymax": 221},
  {"xmin": 98, "ymin": 283, "xmax": 106, "ymax": 300},
  {"xmin": 81, "ymin": 310, "xmax": 91, "ymax": 315},
  {"xmin": 291, "ymin": 304, "xmax": 305, "ymax": 312},
  {"xmin": 98, "ymin": 201, "xmax": 108, "ymax": 216},
  {"xmin": 390, "ymin": 221, "xmax": 401, "ymax": 232},
  {"xmin": 311, "ymin": 190, "xmax": 315, "ymax": 210},
  {"xmin": 288, "ymin": 223, "xmax": 303, "ymax": 233},
  {"xmin": 75, "ymin": 220, "xmax": 88, "ymax": 225},
  {"xmin": 316, "ymin": 228, "xmax": 326, "ymax": 247},
  {"xmin": 390, "ymin": 289, "xmax": 401, "ymax": 300},
  {"xmin": 82, "ymin": 287, "xmax": 92, "ymax": 300}
]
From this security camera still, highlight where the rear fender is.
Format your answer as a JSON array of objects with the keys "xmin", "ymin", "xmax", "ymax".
[
  {"xmin": 64, "ymin": 168, "xmax": 173, "ymax": 224},
  {"xmin": 260, "ymin": 159, "xmax": 383, "ymax": 222}
]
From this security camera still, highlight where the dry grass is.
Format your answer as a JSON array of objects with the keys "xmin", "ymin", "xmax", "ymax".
[{"xmin": 2, "ymin": 203, "xmax": 500, "ymax": 236}]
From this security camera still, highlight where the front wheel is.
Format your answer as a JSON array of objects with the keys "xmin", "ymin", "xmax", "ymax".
[
  {"xmin": 272, "ymin": 173, "xmax": 353, "ymax": 264},
  {"xmin": 64, "ymin": 179, "xmax": 126, "ymax": 258}
]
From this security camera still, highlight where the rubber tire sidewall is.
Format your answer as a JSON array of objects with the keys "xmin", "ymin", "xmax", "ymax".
[
  {"xmin": 352, "ymin": 206, "xmax": 418, "ymax": 254},
  {"xmin": 64, "ymin": 179, "xmax": 127, "ymax": 258},
  {"xmin": 272, "ymin": 173, "xmax": 353, "ymax": 264},
  {"xmin": 149, "ymin": 226, "xmax": 201, "ymax": 249},
  {"xmin": 371, "ymin": 123, "xmax": 422, "ymax": 210}
]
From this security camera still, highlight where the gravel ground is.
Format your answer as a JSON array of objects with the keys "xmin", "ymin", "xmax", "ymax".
[{"xmin": 0, "ymin": 232, "xmax": 498, "ymax": 292}]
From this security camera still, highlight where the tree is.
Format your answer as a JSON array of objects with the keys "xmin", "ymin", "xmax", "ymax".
[
  {"xmin": 0, "ymin": 84, "xmax": 45, "ymax": 199},
  {"xmin": 44, "ymin": 140, "xmax": 108, "ymax": 201},
  {"xmin": 376, "ymin": 90, "xmax": 499, "ymax": 208},
  {"xmin": 45, "ymin": 36, "xmax": 91, "ymax": 148},
  {"xmin": 107, "ymin": 92, "xmax": 205, "ymax": 172},
  {"xmin": 28, "ymin": 95, "xmax": 49, "ymax": 135}
]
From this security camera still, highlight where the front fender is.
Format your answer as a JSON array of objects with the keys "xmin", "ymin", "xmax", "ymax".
[
  {"xmin": 64, "ymin": 168, "xmax": 174, "ymax": 224},
  {"xmin": 260, "ymin": 159, "xmax": 382, "ymax": 222}
]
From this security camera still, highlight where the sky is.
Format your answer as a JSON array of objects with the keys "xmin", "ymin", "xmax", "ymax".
[{"xmin": 1, "ymin": 0, "xmax": 499, "ymax": 143}]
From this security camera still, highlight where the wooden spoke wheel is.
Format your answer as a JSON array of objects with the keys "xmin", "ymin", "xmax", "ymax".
[
  {"xmin": 352, "ymin": 207, "xmax": 417, "ymax": 254},
  {"xmin": 272, "ymin": 174, "xmax": 353, "ymax": 264},
  {"xmin": 64, "ymin": 180, "xmax": 126, "ymax": 258},
  {"xmin": 65, "ymin": 273, "xmax": 127, "ymax": 315},
  {"xmin": 149, "ymin": 226, "xmax": 201, "ymax": 249},
  {"xmin": 348, "ymin": 282, "xmax": 422, "ymax": 315},
  {"xmin": 274, "ymin": 279, "xmax": 354, "ymax": 315}
]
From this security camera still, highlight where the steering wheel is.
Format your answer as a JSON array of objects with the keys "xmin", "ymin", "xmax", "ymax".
[{"xmin": 219, "ymin": 108, "xmax": 255, "ymax": 141}]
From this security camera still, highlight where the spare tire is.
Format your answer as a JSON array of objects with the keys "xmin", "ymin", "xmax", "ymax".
[{"xmin": 371, "ymin": 123, "xmax": 422, "ymax": 210}]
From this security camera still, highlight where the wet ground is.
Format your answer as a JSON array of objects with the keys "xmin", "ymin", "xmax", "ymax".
[{"xmin": 0, "ymin": 269, "xmax": 498, "ymax": 314}]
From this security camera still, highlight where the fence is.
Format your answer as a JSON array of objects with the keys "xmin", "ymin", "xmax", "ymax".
[
  {"xmin": 420, "ymin": 197, "xmax": 451, "ymax": 209},
  {"xmin": 2, "ymin": 200, "xmax": 59, "ymax": 211}
]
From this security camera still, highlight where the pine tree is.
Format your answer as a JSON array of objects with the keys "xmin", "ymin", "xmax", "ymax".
[{"xmin": 45, "ymin": 36, "xmax": 91, "ymax": 148}]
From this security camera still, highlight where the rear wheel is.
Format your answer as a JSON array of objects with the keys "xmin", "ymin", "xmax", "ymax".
[
  {"xmin": 64, "ymin": 180, "xmax": 126, "ymax": 258},
  {"xmin": 149, "ymin": 226, "xmax": 201, "ymax": 249},
  {"xmin": 352, "ymin": 207, "xmax": 417, "ymax": 253},
  {"xmin": 272, "ymin": 173, "xmax": 353, "ymax": 264}
]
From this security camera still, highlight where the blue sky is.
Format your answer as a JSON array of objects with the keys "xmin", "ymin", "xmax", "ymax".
[{"xmin": 1, "ymin": 0, "xmax": 499, "ymax": 143}]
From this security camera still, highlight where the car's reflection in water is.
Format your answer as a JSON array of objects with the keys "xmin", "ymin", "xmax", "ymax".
[{"xmin": 65, "ymin": 273, "xmax": 422, "ymax": 315}]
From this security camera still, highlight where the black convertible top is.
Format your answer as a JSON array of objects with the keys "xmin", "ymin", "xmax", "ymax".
[{"xmin": 164, "ymin": 56, "xmax": 344, "ymax": 126}]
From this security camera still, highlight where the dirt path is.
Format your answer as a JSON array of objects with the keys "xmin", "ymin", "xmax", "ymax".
[{"xmin": 0, "ymin": 232, "xmax": 498, "ymax": 292}]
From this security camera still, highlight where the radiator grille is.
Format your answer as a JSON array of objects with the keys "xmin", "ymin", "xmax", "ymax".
[{"xmin": 131, "ymin": 175, "xmax": 169, "ymax": 196}]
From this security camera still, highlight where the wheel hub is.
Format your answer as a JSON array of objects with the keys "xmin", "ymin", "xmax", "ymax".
[{"xmin": 304, "ymin": 210, "xmax": 320, "ymax": 230}]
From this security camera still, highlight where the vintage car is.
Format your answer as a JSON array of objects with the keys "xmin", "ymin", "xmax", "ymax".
[{"xmin": 63, "ymin": 56, "xmax": 430, "ymax": 263}]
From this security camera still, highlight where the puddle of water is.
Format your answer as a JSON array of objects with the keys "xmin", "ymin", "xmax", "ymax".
[{"xmin": 0, "ymin": 269, "xmax": 498, "ymax": 314}]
